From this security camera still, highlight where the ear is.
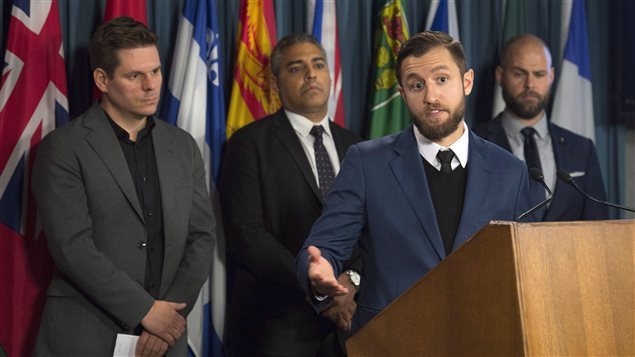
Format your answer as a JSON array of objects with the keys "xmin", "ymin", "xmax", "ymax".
[
  {"xmin": 549, "ymin": 66, "xmax": 555, "ymax": 86},
  {"xmin": 463, "ymin": 69, "xmax": 474, "ymax": 96},
  {"xmin": 271, "ymin": 75, "xmax": 280, "ymax": 95},
  {"xmin": 93, "ymin": 68, "xmax": 108, "ymax": 93},
  {"xmin": 495, "ymin": 65, "xmax": 503, "ymax": 85},
  {"xmin": 397, "ymin": 85, "xmax": 406, "ymax": 103}
]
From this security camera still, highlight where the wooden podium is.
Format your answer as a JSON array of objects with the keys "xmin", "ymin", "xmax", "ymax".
[{"xmin": 346, "ymin": 220, "xmax": 635, "ymax": 356}]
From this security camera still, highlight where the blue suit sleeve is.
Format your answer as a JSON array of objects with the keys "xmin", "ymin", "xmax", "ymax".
[{"xmin": 297, "ymin": 145, "xmax": 367, "ymax": 297}]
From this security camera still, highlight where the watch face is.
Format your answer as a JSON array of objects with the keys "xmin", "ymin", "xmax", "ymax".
[{"xmin": 346, "ymin": 270, "xmax": 361, "ymax": 287}]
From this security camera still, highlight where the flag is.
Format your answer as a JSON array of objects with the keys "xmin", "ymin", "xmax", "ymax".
[
  {"xmin": 0, "ymin": 1, "xmax": 69, "ymax": 356},
  {"xmin": 104, "ymin": 0, "xmax": 147, "ymax": 24},
  {"xmin": 161, "ymin": 0, "xmax": 226, "ymax": 355},
  {"xmin": 226, "ymin": 0, "xmax": 279, "ymax": 138},
  {"xmin": 368, "ymin": 0, "xmax": 410, "ymax": 139},
  {"xmin": 307, "ymin": 0, "xmax": 346, "ymax": 127},
  {"xmin": 425, "ymin": 0, "xmax": 460, "ymax": 40},
  {"xmin": 552, "ymin": 0, "xmax": 595, "ymax": 141},
  {"xmin": 492, "ymin": 0, "xmax": 527, "ymax": 116}
]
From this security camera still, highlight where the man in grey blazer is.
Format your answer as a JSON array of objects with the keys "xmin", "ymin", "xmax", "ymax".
[{"xmin": 32, "ymin": 17, "xmax": 215, "ymax": 356}]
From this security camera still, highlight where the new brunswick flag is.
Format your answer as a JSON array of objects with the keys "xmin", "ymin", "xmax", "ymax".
[
  {"xmin": 226, "ymin": 0, "xmax": 280, "ymax": 138},
  {"xmin": 368, "ymin": 0, "xmax": 410, "ymax": 139}
]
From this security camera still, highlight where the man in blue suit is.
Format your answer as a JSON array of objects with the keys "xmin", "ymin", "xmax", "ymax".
[
  {"xmin": 296, "ymin": 31, "xmax": 534, "ymax": 333},
  {"xmin": 474, "ymin": 34, "xmax": 608, "ymax": 221}
]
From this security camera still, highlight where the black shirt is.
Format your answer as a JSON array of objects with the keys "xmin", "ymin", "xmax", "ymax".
[{"xmin": 108, "ymin": 115, "xmax": 164, "ymax": 299}]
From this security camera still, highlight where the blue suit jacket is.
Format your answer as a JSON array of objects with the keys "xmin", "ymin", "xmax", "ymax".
[
  {"xmin": 473, "ymin": 115, "xmax": 608, "ymax": 221},
  {"xmin": 297, "ymin": 126, "xmax": 533, "ymax": 332}
]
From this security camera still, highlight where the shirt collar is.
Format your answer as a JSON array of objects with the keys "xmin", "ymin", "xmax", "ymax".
[
  {"xmin": 413, "ymin": 121, "xmax": 469, "ymax": 168},
  {"xmin": 285, "ymin": 109, "xmax": 332, "ymax": 138},
  {"xmin": 501, "ymin": 110, "xmax": 549, "ymax": 140},
  {"xmin": 105, "ymin": 109, "xmax": 156, "ymax": 142}
]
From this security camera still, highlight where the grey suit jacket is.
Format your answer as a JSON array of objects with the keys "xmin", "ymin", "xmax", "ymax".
[{"xmin": 32, "ymin": 104, "xmax": 215, "ymax": 356}]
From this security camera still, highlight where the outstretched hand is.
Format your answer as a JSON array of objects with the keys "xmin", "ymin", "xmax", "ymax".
[{"xmin": 307, "ymin": 246, "xmax": 348, "ymax": 297}]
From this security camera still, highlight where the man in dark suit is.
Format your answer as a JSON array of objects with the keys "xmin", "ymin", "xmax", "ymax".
[
  {"xmin": 474, "ymin": 34, "xmax": 608, "ymax": 221},
  {"xmin": 219, "ymin": 33, "xmax": 361, "ymax": 356},
  {"xmin": 32, "ymin": 17, "xmax": 215, "ymax": 356},
  {"xmin": 297, "ymin": 31, "xmax": 534, "ymax": 333}
]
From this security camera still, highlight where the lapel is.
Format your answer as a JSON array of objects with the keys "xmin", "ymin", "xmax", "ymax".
[
  {"xmin": 272, "ymin": 111, "xmax": 323, "ymax": 202},
  {"xmin": 152, "ymin": 120, "xmax": 178, "ymax": 236},
  {"xmin": 544, "ymin": 122, "xmax": 568, "ymax": 219},
  {"xmin": 453, "ymin": 132, "xmax": 494, "ymax": 249},
  {"xmin": 83, "ymin": 104, "xmax": 145, "ymax": 223},
  {"xmin": 487, "ymin": 114, "xmax": 513, "ymax": 152},
  {"xmin": 388, "ymin": 127, "xmax": 445, "ymax": 260},
  {"xmin": 329, "ymin": 121, "xmax": 348, "ymax": 162}
]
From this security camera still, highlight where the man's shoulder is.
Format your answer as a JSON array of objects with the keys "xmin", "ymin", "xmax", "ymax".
[
  {"xmin": 472, "ymin": 115, "xmax": 503, "ymax": 139},
  {"xmin": 548, "ymin": 122, "xmax": 594, "ymax": 147},
  {"xmin": 229, "ymin": 112, "xmax": 282, "ymax": 140},
  {"xmin": 471, "ymin": 131, "xmax": 523, "ymax": 166}
]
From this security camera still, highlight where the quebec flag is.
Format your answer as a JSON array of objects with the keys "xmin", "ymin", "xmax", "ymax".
[
  {"xmin": 425, "ymin": 0, "xmax": 460, "ymax": 40},
  {"xmin": 161, "ymin": 0, "xmax": 226, "ymax": 356},
  {"xmin": 552, "ymin": 0, "xmax": 595, "ymax": 141}
]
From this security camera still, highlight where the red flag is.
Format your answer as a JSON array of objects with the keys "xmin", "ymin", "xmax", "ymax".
[
  {"xmin": 0, "ymin": 0, "xmax": 69, "ymax": 356},
  {"xmin": 226, "ymin": 0, "xmax": 280, "ymax": 138},
  {"xmin": 104, "ymin": 0, "xmax": 148, "ymax": 24}
]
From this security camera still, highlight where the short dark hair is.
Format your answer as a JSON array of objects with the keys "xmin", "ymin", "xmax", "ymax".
[
  {"xmin": 270, "ymin": 33, "xmax": 327, "ymax": 77},
  {"xmin": 88, "ymin": 16, "xmax": 158, "ymax": 77},
  {"xmin": 395, "ymin": 31, "xmax": 468, "ymax": 86}
]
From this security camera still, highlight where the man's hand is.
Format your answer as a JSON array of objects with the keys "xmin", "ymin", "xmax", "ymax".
[
  {"xmin": 140, "ymin": 300, "xmax": 187, "ymax": 346},
  {"xmin": 307, "ymin": 246, "xmax": 348, "ymax": 296},
  {"xmin": 135, "ymin": 330, "xmax": 169, "ymax": 357},
  {"xmin": 320, "ymin": 273, "xmax": 357, "ymax": 331}
]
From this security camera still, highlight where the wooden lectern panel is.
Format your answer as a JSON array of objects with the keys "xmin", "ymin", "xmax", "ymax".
[
  {"xmin": 514, "ymin": 220, "xmax": 635, "ymax": 356},
  {"xmin": 347, "ymin": 220, "xmax": 635, "ymax": 356},
  {"xmin": 347, "ymin": 223, "xmax": 526, "ymax": 356}
]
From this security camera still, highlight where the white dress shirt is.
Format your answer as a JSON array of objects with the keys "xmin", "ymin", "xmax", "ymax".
[
  {"xmin": 286, "ymin": 110, "xmax": 340, "ymax": 188},
  {"xmin": 413, "ymin": 121, "xmax": 470, "ymax": 171}
]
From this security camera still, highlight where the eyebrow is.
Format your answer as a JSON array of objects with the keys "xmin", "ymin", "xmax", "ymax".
[
  {"xmin": 285, "ymin": 57, "xmax": 326, "ymax": 67},
  {"xmin": 404, "ymin": 64, "xmax": 450, "ymax": 80}
]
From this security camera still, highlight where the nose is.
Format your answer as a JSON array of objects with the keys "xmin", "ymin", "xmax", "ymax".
[
  {"xmin": 525, "ymin": 74, "xmax": 535, "ymax": 89},
  {"xmin": 423, "ymin": 84, "xmax": 439, "ymax": 104},
  {"xmin": 143, "ymin": 72, "xmax": 161, "ymax": 91},
  {"xmin": 304, "ymin": 67, "xmax": 316, "ymax": 81}
]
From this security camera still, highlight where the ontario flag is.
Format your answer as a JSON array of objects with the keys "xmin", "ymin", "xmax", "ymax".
[
  {"xmin": 226, "ymin": 0, "xmax": 280, "ymax": 139},
  {"xmin": 0, "ymin": 0, "xmax": 69, "ymax": 356},
  {"xmin": 307, "ymin": 0, "xmax": 346, "ymax": 127}
]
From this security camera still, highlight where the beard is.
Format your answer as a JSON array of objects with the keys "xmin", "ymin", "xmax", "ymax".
[
  {"xmin": 412, "ymin": 98, "xmax": 465, "ymax": 141},
  {"xmin": 502, "ymin": 87, "xmax": 550, "ymax": 120}
]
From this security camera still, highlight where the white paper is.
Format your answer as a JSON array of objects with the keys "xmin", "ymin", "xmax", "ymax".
[{"xmin": 113, "ymin": 333, "xmax": 139, "ymax": 357}]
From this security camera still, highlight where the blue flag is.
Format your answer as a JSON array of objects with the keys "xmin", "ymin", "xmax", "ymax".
[
  {"xmin": 552, "ymin": 0, "xmax": 595, "ymax": 140},
  {"xmin": 425, "ymin": 0, "xmax": 460, "ymax": 40},
  {"xmin": 162, "ymin": 0, "xmax": 226, "ymax": 356}
]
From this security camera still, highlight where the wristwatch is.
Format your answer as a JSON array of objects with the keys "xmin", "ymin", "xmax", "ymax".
[{"xmin": 344, "ymin": 269, "xmax": 361, "ymax": 290}]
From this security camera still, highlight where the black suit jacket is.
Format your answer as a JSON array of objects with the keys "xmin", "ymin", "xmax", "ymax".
[
  {"xmin": 219, "ymin": 110, "xmax": 361, "ymax": 356},
  {"xmin": 474, "ymin": 114, "xmax": 608, "ymax": 221}
]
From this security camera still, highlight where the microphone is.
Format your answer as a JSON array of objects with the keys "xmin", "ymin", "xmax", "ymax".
[
  {"xmin": 556, "ymin": 168, "xmax": 635, "ymax": 213},
  {"xmin": 517, "ymin": 167, "xmax": 553, "ymax": 220}
]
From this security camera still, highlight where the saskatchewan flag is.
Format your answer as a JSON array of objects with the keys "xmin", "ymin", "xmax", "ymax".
[{"xmin": 368, "ymin": 0, "xmax": 411, "ymax": 139}]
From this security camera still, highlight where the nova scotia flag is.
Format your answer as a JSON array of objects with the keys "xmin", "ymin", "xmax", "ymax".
[
  {"xmin": 162, "ymin": 0, "xmax": 226, "ymax": 355},
  {"xmin": 552, "ymin": 0, "xmax": 595, "ymax": 141}
]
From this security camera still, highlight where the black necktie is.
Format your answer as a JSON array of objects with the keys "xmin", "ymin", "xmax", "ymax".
[
  {"xmin": 310, "ymin": 125, "xmax": 335, "ymax": 199},
  {"xmin": 521, "ymin": 126, "xmax": 546, "ymax": 203},
  {"xmin": 521, "ymin": 127, "xmax": 542, "ymax": 172},
  {"xmin": 436, "ymin": 149, "xmax": 455, "ymax": 174}
]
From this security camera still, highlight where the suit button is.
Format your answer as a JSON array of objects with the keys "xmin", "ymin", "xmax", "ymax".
[{"xmin": 137, "ymin": 241, "xmax": 147, "ymax": 249}]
